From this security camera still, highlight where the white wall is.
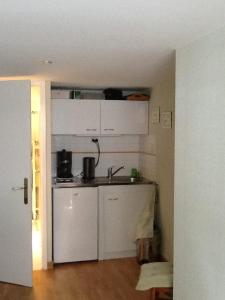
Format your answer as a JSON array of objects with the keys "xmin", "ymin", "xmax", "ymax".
[
  {"xmin": 51, "ymin": 135, "xmax": 140, "ymax": 177},
  {"xmin": 174, "ymin": 27, "xmax": 225, "ymax": 300},
  {"xmin": 140, "ymin": 59, "xmax": 175, "ymax": 261}
]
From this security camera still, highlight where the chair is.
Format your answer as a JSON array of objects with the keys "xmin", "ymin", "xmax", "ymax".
[{"xmin": 136, "ymin": 262, "xmax": 173, "ymax": 300}]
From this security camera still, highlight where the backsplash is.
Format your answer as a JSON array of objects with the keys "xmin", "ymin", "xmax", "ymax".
[{"xmin": 51, "ymin": 135, "xmax": 140, "ymax": 177}]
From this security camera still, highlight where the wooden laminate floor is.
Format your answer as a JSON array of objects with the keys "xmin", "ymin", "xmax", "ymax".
[{"xmin": 0, "ymin": 258, "xmax": 149, "ymax": 300}]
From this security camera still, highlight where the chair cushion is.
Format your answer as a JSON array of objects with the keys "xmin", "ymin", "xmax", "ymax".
[{"xmin": 136, "ymin": 262, "xmax": 173, "ymax": 291}]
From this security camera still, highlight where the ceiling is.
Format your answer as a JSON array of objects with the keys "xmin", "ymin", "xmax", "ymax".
[{"xmin": 0, "ymin": 0, "xmax": 225, "ymax": 88}]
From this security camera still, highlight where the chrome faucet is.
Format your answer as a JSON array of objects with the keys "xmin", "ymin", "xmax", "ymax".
[{"xmin": 107, "ymin": 165, "xmax": 125, "ymax": 180}]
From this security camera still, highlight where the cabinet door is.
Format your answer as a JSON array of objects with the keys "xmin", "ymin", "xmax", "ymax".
[
  {"xmin": 99, "ymin": 185, "xmax": 152, "ymax": 260},
  {"xmin": 101, "ymin": 101, "xmax": 149, "ymax": 135},
  {"xmin": 52, "ymin": 99, "xmax": 100, "ymax": 135},
  {"xmin": 53, "ymin": 187, "xmax": 98, "ymax": 263}
]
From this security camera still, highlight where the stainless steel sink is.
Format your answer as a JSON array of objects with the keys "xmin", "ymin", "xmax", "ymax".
[
  {"xmin": 53, "ymin": 176, "xmax": 151, "ymax": 188},
  {"xmin": 93, "ymin": 176, "xmax": 142, "ymax": 185}
]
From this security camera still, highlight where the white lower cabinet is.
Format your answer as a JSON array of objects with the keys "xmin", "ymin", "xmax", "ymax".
[
  {"xmin": 53, "ymin": 187, "xmax": 98, "ymax": 263},
  {"xmin": 98, "ymin": 185, "xmax": 152, "ymax": 260},
  {"xmin": 53, "ymin": 184, "xmax": 152, "ymax": 263}
]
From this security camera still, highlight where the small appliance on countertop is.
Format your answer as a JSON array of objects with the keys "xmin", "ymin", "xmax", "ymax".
[
  {"xmin": 56, "ymin": 149, "xmax": 73, "ymax": 182},
  {"xmin": 83, "ymin": 157, "xmax": 95, "ymax": 180},
  {"xmin": 82, "ymin": 139, "xmax": 101, "ymax": 181}
]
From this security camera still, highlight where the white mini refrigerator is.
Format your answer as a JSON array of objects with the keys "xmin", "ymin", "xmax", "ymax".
[{"xmin": 53, "ymin": 187, "xmax": 98, "ymax": 263}]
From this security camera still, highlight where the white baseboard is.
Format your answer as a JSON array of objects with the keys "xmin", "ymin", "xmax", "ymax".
[{"xmin": 98, "ymin": 250, "xmax": 136, "ymax": 261}]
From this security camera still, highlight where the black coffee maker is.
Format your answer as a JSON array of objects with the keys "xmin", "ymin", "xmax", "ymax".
[{"xmin": 57, "ymin": 149, "xmax": 73, "ymax": 180}]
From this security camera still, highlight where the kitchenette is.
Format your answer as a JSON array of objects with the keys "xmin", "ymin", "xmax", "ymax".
[{"xmin": 51, "ymin": 87, "xmax": 157, "ymax": 264}]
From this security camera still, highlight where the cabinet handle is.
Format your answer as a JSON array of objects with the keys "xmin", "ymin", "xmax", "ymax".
[
  {"xmin": 108, "ymin": 197, "xmax": 119, "ymax": 201},
  {"xmin": 104, "ymin": 129, "xmax": 115, "ymax": 131},
  {"xmin": 86, "ymin": 128, "xmax": 97, "ymax": 131},
  {"xmin": 73, "ymin": 193, "xmax": 79, "ymax": 196}
]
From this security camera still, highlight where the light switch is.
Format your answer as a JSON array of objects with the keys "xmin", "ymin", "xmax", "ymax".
[
  {"xmin": 151, "ymin": 107, "xmax": 160, "ymax": 124},
  {"xmin": 161, "ymin": 112, "xmax": 172, "ymax": 128}
]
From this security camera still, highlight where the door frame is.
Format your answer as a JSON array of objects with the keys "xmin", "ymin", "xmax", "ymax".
[{"xmin": 31, "ymin": 80, "xmax": 51, "ymax": 270}]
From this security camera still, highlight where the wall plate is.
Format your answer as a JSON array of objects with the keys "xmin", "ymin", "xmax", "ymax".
[
  {"xmin": 151, "ymin": 106, "xmax": 160, "ymax": 124},
  {"xmin": 161, "ymin": 111, "xmax": 172, "ymax": 128}
]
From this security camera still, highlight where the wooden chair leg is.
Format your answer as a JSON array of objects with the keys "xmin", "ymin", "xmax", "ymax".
[
  {"xmin": 149, "ymin": 287, "xmax": 173, "ymax": 300},
  {"xmin": 157, "ymin": 287, "xmax": 173, "ymax": 299},
  {"xmin": 150, "ymin": 288, "xmax": 156, "ymax": 300}
]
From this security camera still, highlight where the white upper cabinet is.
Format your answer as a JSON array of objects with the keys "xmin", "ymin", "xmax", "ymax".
[
  {"xmin": 52, "ymin": 99, "xmax": 149, "ymax": 135},
  {"xmin": 52, "ymin": 99, "xmax": 100, "ymax": 135},
  {"xmin": 101, "ymin": 101, "xmax": 149, "ymax": 135}
]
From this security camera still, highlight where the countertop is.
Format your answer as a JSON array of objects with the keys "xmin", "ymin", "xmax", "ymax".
[{"xmin": 52, "ymin": 176, "xmax": 154, "ymax": 188}]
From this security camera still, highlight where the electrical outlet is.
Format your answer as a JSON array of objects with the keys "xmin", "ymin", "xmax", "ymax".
[
  {"xmin": 151, "ymin": 107, "xmax": 160, "ymax": 124},
  {"xmin": 161, "ymin": 112, "xmax": 172, "ymax": 128},
  {"xmin": 92, "ymin": 138, "xmax": 98, "ymax": 143}
]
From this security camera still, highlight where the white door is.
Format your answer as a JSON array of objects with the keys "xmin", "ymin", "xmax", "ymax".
[
  {"xmin": 101, "ymin": 101, "xmax": 149, "ymax": 135},
  {"xmin": 52, "ymin": 99, "xmax": 100, "ymax": 135},
  {"xmin": 0, "ymin": 81, "xmax": 32, "ymax": 287}
]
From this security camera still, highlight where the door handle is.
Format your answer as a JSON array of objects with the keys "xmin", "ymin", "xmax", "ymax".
[
  {"xmin": 24, "ymin": 178, "xmax": 28, "ymax": 205},
  {"xmin": 12, "ymin": 187, "xmax": 24, "ymax": 191},
  {"xmin": 12, "ymin": 178, "xmax": 28, "ymax": 205}
]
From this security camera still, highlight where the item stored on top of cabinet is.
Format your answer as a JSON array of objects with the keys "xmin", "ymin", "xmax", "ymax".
[
  {"xmin": 71, "ymin": 89, "xmax": 105, "ymax": 100},
  {"xmin": 51, "ymin": 88, "xmax": 105, "ymax": 100},
  {"xmin": 103, "ymin": 88, "xmax": 123, "ymax": 100},
  {"xmin": 70, "ymin": 90, "xmax": 81, "ymax": 99},
  {"xmin": 51, "ymin": 89, "xmax": 71, "ymax": 99},
  {"xmin": 126, "ymin": 93, "xmax": 150, "ymax": 101},
  {"xmin": 51, "ymin": 86, "xmax": 151, "ymax": 101}
]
